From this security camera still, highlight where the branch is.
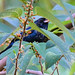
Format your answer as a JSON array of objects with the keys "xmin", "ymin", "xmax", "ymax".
[
  {"xmin": 26, "ymin": 69, "xmax": 43, "ymax": 75},
  {"xmin": 50, "ymin": 55, "xmax": 64, "ymax": 75},
  {"xmin": 14, "ymin": 1, "xmax": 33, "ymax": 75},
  {"xmin": 39, "ymin": 57, "xmax": 44, "ymax": 74}
]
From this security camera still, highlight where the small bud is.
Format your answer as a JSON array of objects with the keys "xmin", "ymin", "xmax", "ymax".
[
  {"xmin": 8, "ymin": 41, "xmax": 11, "ymax": 44},
  {"xmin": 19, "ymin": 24, "xmax": 22, "ymax": 28},
  {"xmin": 20, "ymin": 30, "xmax": 23, "ymax": 32},
  {"xmin": 31, "ymin": 13, "xmax": 34, "ymax": 16},
  {"xmin": 31, "ymin": 11, "xmax": 33, "ymax": 14},
  {"xmin": 39, "ymin": 55, "xmax": 42, "ymax": 58},
  {"xmin": 35, "ymin": 49, "xmax": 37, "ymax": 52},
  {"xmin": 31, "ymin": 6, "xmax": 33, "ymax": 9},
  {"xmin": 22, "ymin": 21, "xmax": 25, "ymax": 24},
  {"xmin": 20, "ymin": 17, "xmax": 22, "ymax": 19},
  {"xmin": 16, "ymin": 33, "xmax": 21, "ymax": 37},
  {"xmin": 30, "ymin": 5, "xmax": 33, "ymax": 8},
  {"xmin": 26, "ymin": 9, "xmax": 29, "ymax": 11},
  {"xmin": 25, "ymin": 12, "xmax": 27, "ymax": 15},
  {"xmin": 22, "ymin": 19, "xmax": 25, "ymax": 21},
  {"xmin": 22, "ymin": 5, "xmax": 24, "ymax": 7},
  {"xmin": 26, "ymin": 4, "xmax": 29, "ymax": 7},
  {"xmin": 33, "ymin": 17, "xmax": 35, "ymax": 19},
  {"xmin": 31, "ymin": 20, "xmax": 33, "ymax": 23},
  {"xmin": 26, "ymin": 22, "xmax": 29, "ymax": 25},
  {"xmin": 30, "ymin": 8, "xmax": 32, "ymax": 11},
  {"xmin": 24, "ymin": 7, "xmax": 26, "ymax": 11},
  {"xmin": 25, "ymin": 17, "xmax": 27, "ymax": 19},
  {"xmin": 18, "ymin": 51, "xmax": 21, "ymax": 54},
  {"xmin": 0, "ymin": 43, "xmax": 4, "ymax": 47},
  {"xmin": 20, "ymin": 50, "xmax": 24, "ymax": 53}
]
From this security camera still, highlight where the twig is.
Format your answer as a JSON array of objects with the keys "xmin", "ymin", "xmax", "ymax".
[
  {"xmin": 39, "ymin": 58, "xmax": 44, "ymax": 74},
  {"xmin": 50, "ymin": 55, "xmax": 64, "ymax": 75},
  {"xmin": 26, "ymin": 69, "xmax": 43, "ymax": 75},
  {"xmin": 14, "ymin": 0, "xmax": 33, "ymax": 75},
  {"xmin": 57, "ymin": 66, "xmax": 59, "ymax": 75},
  {"xmin": 50, "ymin": 64, "xmax": 57, "ymax": 75}
]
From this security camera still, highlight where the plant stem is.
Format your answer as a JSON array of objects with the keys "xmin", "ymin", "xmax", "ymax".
[
  {"xmin": 39, "ymin": 58, "xmax": 44, "ymax": 74},
  {"xmin": 14, "ymin": 0, "xmax": 32, "ymax": 75},
  {"xmin": 50, "ymin": 55, "xmax": 64, "ymax": 75}
]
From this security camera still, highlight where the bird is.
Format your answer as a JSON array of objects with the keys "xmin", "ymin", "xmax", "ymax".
[{"xmin": 0, "ymin": 18, "xmax": 49, "ymax": 54}]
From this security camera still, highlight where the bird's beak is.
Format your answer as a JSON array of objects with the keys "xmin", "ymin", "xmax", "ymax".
[{"xmin": 44, "ymin": 19, "xmax": 49, "ymax": 23}]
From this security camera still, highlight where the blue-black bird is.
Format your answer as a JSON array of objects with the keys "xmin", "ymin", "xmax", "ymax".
[{"xmin": 0, "ymin": 18, "xmax": 49, "ymax": 54}]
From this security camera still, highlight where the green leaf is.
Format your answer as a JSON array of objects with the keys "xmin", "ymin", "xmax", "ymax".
[
  {"xmin": 0, "ymin": 44, "xmax": 7, "ymax": 52},
  {"xmin": 11, "ymin": 8, "xmax": 22, "ymax": 17},
  {"xmin": 20, "ymin": 0, "xmax": 27, "ymax": 2},
  {"xmin": 52, "ymin": 0, "xmax": 74, "ymax": 27},
  {"xmin": 19, "ymin": 0, "xmax": 27, "ymax": 4},
  {"xmin": 46, "ymin": 40, "xmax": 55, "ymax": 49},
  {"xmin": 0, "ymin": 8, "xmax": 22, "ymax": 18},
  {"xmin": 45, "ymin": 52, "xmax": 61, "ymax": 69},
  {"xmin": 29, "ymin": 22, "xmax": 70, "ymax": 55},
  {"xmin": 40, "ymin": 0, "xmax": 54, "ymax": 10},
  {"xmin": 33, "ymin": 42, "xmax": 46, "ymax": 58},
  {"xmin": 0, "ymin": 42, "xmax": 19, "ymax": 60},
  {"xmin": 33, "ymin": 0, "xmax": 54, "ymax": 11},
  {"xmin": 63, "ymin": 3, "xmax": 74, "ymax": 27},
  {"xmin": 67, "ymin": 0, "xmax": 75, "ymax": 5},
  {"xmin": 6, "ymin": 53, "xmax": 16, "ymax": 73},
  {"xmin": 35, "ymin": 7, "xmax": 75, "ymax": 42},
  {"xmin": 70, "ymin": 63, "xmax": 75, "ymax": 75},
  {"xmin": 52, "ymin": 0, "xmax": 65, "ymax": 9},
  {"xmin": 48, "ymin": 20, "xmax": 73, "ymax": 32},
  {"xmin": 0, "ymin": 32, "xmax": 11, "ymax": 45},
  {"xmin": 0, "ymin": 22, "xmax": 13, "ymax": 33}
]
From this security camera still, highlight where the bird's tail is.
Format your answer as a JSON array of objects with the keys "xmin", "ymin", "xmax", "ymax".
[{"xmin": 0, "ymin": 37, "xmax": 19, "ymax": 54}]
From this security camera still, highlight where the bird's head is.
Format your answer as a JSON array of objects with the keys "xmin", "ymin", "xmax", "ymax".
[{"xmin": 34, "ymin": 18, "xmax": 49, "ymax": 30}]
